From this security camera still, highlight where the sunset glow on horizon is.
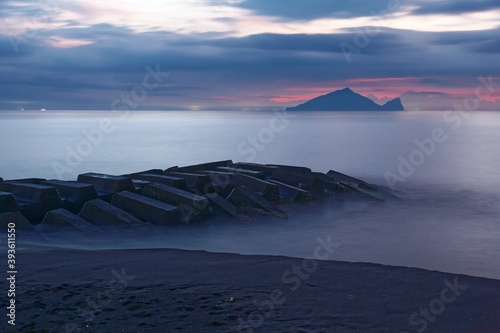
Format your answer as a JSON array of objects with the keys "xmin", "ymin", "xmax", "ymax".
[{"xmin": 0, "ymin": 0, "xmax": 499, "ymax": 110}]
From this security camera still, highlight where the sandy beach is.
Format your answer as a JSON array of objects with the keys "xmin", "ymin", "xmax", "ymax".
[{"xmin": 1, "ymin": 247, "xmax": 499, "ymax": 332}]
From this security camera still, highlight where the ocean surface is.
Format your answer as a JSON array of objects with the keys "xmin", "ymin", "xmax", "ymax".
[{"xmin": 1, "ymin": 110, "xmax": 500, "ymax": 279}]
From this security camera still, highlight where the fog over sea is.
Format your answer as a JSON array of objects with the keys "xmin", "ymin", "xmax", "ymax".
[{"xmin": 1, "ymin": 110, "xmax": 500, "ymax": 279}]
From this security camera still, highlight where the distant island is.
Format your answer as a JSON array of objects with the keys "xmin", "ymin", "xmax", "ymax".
[{"xmin": 286, "ymin": 88, "xmax": 405, "ymax": 111}]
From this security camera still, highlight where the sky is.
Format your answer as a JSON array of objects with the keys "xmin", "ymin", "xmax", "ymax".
[{"xmin": 0, "ymin": 0, "xmax": 499, "ymax": 111}]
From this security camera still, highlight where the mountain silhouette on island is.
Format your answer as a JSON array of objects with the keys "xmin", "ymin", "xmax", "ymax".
[{"xmin": 286, "ymin": 88, "xmax": 405, "ymax": 111}]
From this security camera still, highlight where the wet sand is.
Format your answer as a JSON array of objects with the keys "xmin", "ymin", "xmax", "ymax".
[{"xmin": 1, "ymin": 247, "xmax": 499, "ymax": 332}]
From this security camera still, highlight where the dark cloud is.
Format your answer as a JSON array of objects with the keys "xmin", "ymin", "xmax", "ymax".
[
  {"xmin": 412, "ymin": 0, "xmax": 500, "ymax": 15},
  {"xmin": 0, "ymin": 23, "xmax": 499, "ymax": 110},
  {"xmin": 231, "ymin": 0, "xmax": 401, "ymax": 20}
]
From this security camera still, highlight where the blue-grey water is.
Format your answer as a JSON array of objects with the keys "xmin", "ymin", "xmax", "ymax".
[{"xmin": 1, "ymin": 110, "xmax": 500, "ymax": 279}]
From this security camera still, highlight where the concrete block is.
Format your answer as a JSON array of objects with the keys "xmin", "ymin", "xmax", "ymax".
[
  {"xmin": 269, "ymin": 169, "xmax": 325, "ymax": 196},
  {"xmin": 267, "ymin": 164, "xmax": 312, "ymax": 174},
  {"xmin": 173, "ymin": 160, "xmax": 233, "ymax": 173},
  {"xmin": 0, "ymin": 182, "xmax": 63, "ymax": 223},
  {"xmin": 205, "ymin": 193, "xmax": 248, "ymax": 220},
  {"xmin": 142, "ymin": 183, "xmax": 209, "ymax": 223},
  {"xmin": 38, "ymin": 208, "xmax": 104, "ymax": 236},
  {"xmin": 78, "ymin": 199, "xmax": 151, "ymax": 232},
  {"xmin": 266, "ymin": 180, "xmax": 312, "ymax": 202},
  {"xmin": 77, "ymin": 173, "xmax": 135, "ymax": 200},
  {"xmin": 42, "ymin": 180, "xmax": 98, "ymax": 213},
  {"xmin": 229, "ymin": 174, "xmax": 280, "ymax": 202},
  {"xmin": 0, "ymin": 191, "xmax": 19, "ymax": 214},
  {"xmin": 326, "ymin": 170, "xmax": 366, "ymax": 185},
  {"xmin": 232, "ymin": 163, "xmax": 279, "ymax": 177},
  {"xmin": 164, "ymin": 172, "xmax": 211, "ymax": 192},
  {"xmin": 111, "ymin": 191, "xmax": 180, "ymax": 226},
  {"xmin": 0, "ymin": 211, "xmax": 46, "ymax": 243},
  {"xmin": 216, "ymin": 167, "xmax": 265, "ymax": 179},
  {"xmin": 227, "ymin": 187, "xmax": 287, "ymax": 219},
  {"xmin": 130, "ymin": 174, "xmax": 189, "ymax": 190},
  {"xmin": 7, "ymin": 178, "xmax": 46, "ymax": 184}
]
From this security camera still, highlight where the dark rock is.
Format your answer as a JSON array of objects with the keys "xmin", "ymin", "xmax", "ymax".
[
  {"xmin": 227, "ymin": 186, "xmax": 287, "ymax": 219},
  {"xmin": 111, "ymin": 191, "xmax": 180, "ymax": 226},
  {"xmin": 286, "ymin": 87, "xmax": 405, "ymax": 111}
]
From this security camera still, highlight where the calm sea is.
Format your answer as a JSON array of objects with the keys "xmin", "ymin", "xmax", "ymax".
[{"xmin": 1, "ymin": 110, "xmax": 500, "ymax": 279}]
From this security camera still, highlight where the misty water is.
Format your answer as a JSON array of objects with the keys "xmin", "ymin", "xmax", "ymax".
[{"xmin": 1, "ymin": 110, "xmax": 499, "ymax": 279}]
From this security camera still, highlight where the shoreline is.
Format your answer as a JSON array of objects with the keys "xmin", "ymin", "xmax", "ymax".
[{"xmin": 2, "ymin": 247, "xmax": 499, "ymax": 332}]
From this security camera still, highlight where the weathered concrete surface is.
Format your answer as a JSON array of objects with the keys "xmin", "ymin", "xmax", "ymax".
[
  {"xmin": 327, "ymin": 170, "xmax": 366, "ymax": 185},
  {"xmin": 164, "ymin": 172, "xmax": 211, "ymax": 192},
  {"xmin": 78, "ymin": 199, "xmax": 151, "ymax": 232},
  {"xmin": 142, "ymin": 183, "xmax": 210, "ymax": 223},
  {"xmin": 132, "ymin": 179, "xmax": 151, "ymax": 192},
  {"xmin": 229, "ymin": 174, "xmax": 280, "ymax": 202},
  {"xmin": 130, "ymin": 174, "xmax": 189, "ymax": 190},
  {"xmin": 7, "ymin": 178, "xmax": 46, "ymax": 184},
  {"xmin": 42, "ymin": 180, "xmax": 98, "ymax": 213},
  {"xmin": 269, "ymin": 169, "xmax": 325, "ymax": 196},
  {"xmin": 1, "ymin": 161, "xmax": 401, "ymax": 231},
  {"xmin": 0, "ymin": 191, "xmax": 19, "ymax": 214},
  {"xmin": 167, "ymin": 160, "xmax": 233, "ymax": 173},
  {"xmin": 199, "ymin": 171, "xmax": 234, "ymax": 197},
  {"xmin": 0, "ymin": 182, "xmax": 63, "ymax": 223},
  {"xmin": 205, "ymin": 193, "xmax": 248, "ymax": 220},
  {"xmin": 38, "ymin": 208, "xmax": 104, "ymax": 237},
  {"xmin": 127, "ymin": 169, "xmax": 165, "ymax": 176},
  {"xmin": 111, "ymin": 191, "xmax": 180, "ymax": 226},
  {"xmin": 227, "ymin": 186, "xmax": 287, "ymax": 219},
  {"xmin": 216, "ymin": 167, "xmax": 265, "ymax": 179},
  {"xmin": 0, "ymin": 211, "xmax": 46, "ymax": 242},
  {"xmin": 266, "ymin": 179, "xmax": 312, "ymax": 202},
  {"xmin": 232, "ymin": 163, "xmax": 279, "ymax": 177},
  {"xmin": 77, "ymin": 173, "xmax": 135, "ymax": 200},
  {"xmin": 268, "ymin": 164, "xmax": 312, "ymax": 174}
]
